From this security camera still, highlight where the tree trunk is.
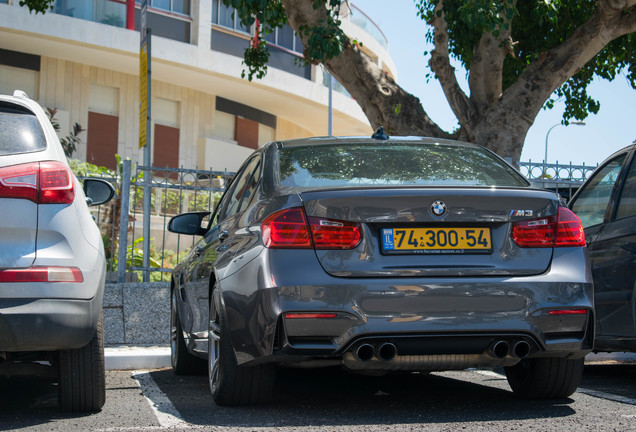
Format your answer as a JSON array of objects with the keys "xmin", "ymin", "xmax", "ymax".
[{"xmin": 282, "ymin": 0, "xmax": 450, "ymax": 139}]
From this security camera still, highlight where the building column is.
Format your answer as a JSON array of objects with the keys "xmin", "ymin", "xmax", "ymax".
[{"xmin": 192, "ymin": 0, "xmax": 212, "ymax": 49}]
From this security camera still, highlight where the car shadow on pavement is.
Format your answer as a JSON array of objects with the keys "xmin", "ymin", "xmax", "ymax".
[
  {"xmin": 581, "ymin": 363, "xmax": 636, "ymax": 399},
  {"xmin": 0, "ymin": 376, "xmax": 95, "ymax": 428},
  {"xmin": 148, "ymin": 366, "xmax": 577, "ymax": 428}
]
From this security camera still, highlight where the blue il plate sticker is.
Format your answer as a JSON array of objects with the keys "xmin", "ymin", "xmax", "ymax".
[{"xmin": 382, "ymin": 229, "xmax": 395, "ymax": 250}]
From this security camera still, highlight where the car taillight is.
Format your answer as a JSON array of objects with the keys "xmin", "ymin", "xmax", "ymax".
[
  {"xmin": 512, "ymin": 207, "xmax": 585, "ymax": 248},
  {"xmin": 0, "ymin": 266, "xmax": 83, "ymax": 283},
  {"xmin": 308, "ymin": 216, "xmax": 362, "ymax": 249},
  {"xmin": 0, "ymin": 161, "xmax": 74, "ymax": 204},
  {"xmin": 261, "ymin": 207, "xmax": 362, "ymax": 249},
  {"xmin": 261, "ymin": 208, "xmax": 312, "ymax": 248},
  {"xmin": 39, "ymin": 161, "xmax": 74, "ymax": 204},
  {"xmin": 553, "ymin": 207, "xmax": 586, "ymax": 247}
]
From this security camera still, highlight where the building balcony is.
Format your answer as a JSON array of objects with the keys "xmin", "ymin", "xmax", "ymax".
[{"xmin": 1, "ymin": 0, "xmax": 388, "ymax": 138}]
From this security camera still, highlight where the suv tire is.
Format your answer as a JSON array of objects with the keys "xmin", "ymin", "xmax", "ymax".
[{"xmin": 58, "ymin": 313, "xmax": 106, "ymax": 412}]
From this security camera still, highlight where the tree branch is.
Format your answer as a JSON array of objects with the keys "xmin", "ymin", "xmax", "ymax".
[
  {"xmin": 615, "ymin": 3, "xmax": 636, "ymax": 34},
  {"xmin": 498, "ymin": 1, "xmax": 635, "ymax": 128},
  {"xmin": 282, "ymin": 0, "xmax": 449, "ymax": 137},
  {"xmin": 600, "ymin": 0, "xmax": 636, "ymax": 11},
  {"xmin": 428, "ymin": 1, "xmax": 475, "ymax": 131},
  {"xmin": 468, "ymin": 0, "xmax": 517, "ymax": 113}
]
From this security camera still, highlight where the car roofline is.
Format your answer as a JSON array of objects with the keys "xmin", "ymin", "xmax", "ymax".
[{"xmin": 273, "ymin": 136, "xmax": 484, "ymax": 149}]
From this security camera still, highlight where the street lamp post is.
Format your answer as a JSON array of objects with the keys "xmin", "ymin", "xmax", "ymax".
[{"xmin": 544, "ymin": 121, "xmax": 586, "ymax": 176}]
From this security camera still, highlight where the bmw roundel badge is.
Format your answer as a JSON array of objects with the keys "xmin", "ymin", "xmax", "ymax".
[{"xmin": 431, "ymin": 200, "xmax": 447, "ymax": 217}]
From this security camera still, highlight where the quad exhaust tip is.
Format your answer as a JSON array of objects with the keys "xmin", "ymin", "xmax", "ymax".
[
  {"xmin": 489, "ymin": 340, "xmax": 531, "ymax": 359},
  {"xmin": 354, "ymin": 342, "xmax": 398, "ymax": 361},
  {"xmin": 377, "ymin": 342, "xmax": 397, "ymax": 361},
  {"xmin": 512, "ymin": 340, "xmax": 530, "ymax": 359},
  {"xmin": 354, "ymin": 343, "xmax": 375, "ymax": 362},
  {"xmin": 354, "ymin": 339, "xmax": 529, "ymax": 362},
  {"xmin": 490, "ymin": 340, "xmax": 510, "ymax": 359}
]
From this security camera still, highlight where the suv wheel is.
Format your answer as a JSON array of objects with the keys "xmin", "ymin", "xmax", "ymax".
[
  {"xmin": 504, "ymin": 357, "xmax": 584, "ymax": 399},
  {"xmin": 58, "ymin": 313, "xmax": 106, "ymax": 412},
  {"xmin": 170, "ymin": 289, "xmax": 206, "ymax": 375},
  {"xmin": 209, "ymin": 290, "xmax": 275, "ymax": 405}
]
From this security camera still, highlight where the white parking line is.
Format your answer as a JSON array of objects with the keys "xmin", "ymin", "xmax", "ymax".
[
  {"xmin": 473, "ymin": 369, "xmax": 505, "ymax": 379},
  {"xmin": 577, "ymin": 388, "xmax": 636, "ymax": 406},
  {"xmin": 131, "ymin": 370, "xmax": 191, "ymax": 429},
  {"xmin": 474, "ymin": 369, "xmax": 636, "ymax": 406}
]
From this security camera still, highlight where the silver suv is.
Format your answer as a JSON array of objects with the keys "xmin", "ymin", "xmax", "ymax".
[{"xmin": 0, "ymin": 90, "xmax": 114, "ymax": 411}]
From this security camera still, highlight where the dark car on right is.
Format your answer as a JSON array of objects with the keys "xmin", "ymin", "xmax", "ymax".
[{"xmin": 569, "ymin": 142, "xmax": 636, "ymax": 353}]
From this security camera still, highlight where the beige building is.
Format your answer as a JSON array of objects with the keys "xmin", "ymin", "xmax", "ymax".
[{"xmin": 0, "ymin": 0, "xmax": 396, "ymax": 172}]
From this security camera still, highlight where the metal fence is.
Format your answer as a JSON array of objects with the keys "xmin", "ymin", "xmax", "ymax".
[
  {"xmin": 518, "ymin": 160, "xmax": 598, "ymax": 201},
  {"xmin": 84, "ymin": 160, "xmax": 233, "ymax": 284},
  {"xmin": 84, "ymin": 159, "xmax": 598, "ymax": 283}
]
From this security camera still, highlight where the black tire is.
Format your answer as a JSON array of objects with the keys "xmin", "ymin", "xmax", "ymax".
[
  {"xmin": 208, "ymin": 291, "xmax": 275, "ymax": 406},
  {"xmin": 504, "ymin": 357, "xmax": 584, "ymax": 399},
  {"xmin": 58, "ymin": 313, "xmax": 106, "ymax": 412},
  {"xmin": 170, "ymin": 289, "xmax": 206, "ymax": 375}
]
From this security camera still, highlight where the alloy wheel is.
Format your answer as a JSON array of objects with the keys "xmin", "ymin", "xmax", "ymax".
[
  {"xmin": 170, "ymin": 291, "xmax": 178, "ymax": 367},
  {"xmin": 208, "ymin": 298, "xmax": 221, "ymax": 394}
]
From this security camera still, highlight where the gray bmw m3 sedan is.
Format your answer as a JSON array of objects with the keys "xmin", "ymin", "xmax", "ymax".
[{"xmin": 168, "ymin": 133, "xmax": 594, "ymax": 405}]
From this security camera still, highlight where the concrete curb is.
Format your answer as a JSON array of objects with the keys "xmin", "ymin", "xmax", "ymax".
[
  {"xmin": 105, "ymin": 346, "xmax": 171, "ymax": 370},
  {"xmin": 104, "ymin": 346, "xmax": 636, "ymax": 371}
]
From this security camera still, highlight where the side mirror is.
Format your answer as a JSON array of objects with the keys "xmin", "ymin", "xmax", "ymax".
[
  {"xmin": 84, "ymin": 178, "xmax": 116, "ymax": 206},
  {"xmin": 168, "ymin": 212, "xmax": 210, "ymax": 236}
]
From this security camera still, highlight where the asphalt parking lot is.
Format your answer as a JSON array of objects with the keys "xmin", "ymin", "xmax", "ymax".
[{"xmin": 1, "ymin": 354, "xmax": 635, "ymax": 432}]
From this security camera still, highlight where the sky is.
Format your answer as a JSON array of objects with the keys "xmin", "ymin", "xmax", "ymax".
[{"xmin": 353, "ymin": 1, "xmax": 635, "ymax": 167}]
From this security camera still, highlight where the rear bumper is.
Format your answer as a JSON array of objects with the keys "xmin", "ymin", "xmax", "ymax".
[
  {"xmin": 0, "ymin": 292, "xmax": 103, "ymax": 352},
  {"xmin": 219, "ymin": 247, "xmax": 594, "ymax": 369}
]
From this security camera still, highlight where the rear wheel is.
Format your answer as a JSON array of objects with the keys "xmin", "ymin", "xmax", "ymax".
[
  {"xmin": 58, "ymin": 313, "xmax": 106, "ymax": 412},
  {"xmin": 208, "ymin": 290, "xmax": 275, "ymax": 406},
  {"xmin": 171, "ymin": 289, "xmax": 206, "ymax": 375},
  {"xmin": 504, "ymin": 357, "xmax": 584, "ymax": 399}
]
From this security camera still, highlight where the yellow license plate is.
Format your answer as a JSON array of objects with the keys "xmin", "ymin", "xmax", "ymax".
[{"xmin": 382, "ymin": 227, "xmax": 491, "ymax": 254}]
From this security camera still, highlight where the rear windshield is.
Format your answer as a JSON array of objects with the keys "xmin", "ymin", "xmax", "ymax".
[
  {"xmin": 0, "ymin": 106, "xmax": 46, "ymax": 156},
  {"xmin": 278, "ymin": 143, "xmax": 528, "ymax": 188}
]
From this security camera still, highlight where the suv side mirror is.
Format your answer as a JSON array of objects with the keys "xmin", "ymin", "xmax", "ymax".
[{"xmin": 84, "ymin": 178, "xmax": 116, "ymax": 206}]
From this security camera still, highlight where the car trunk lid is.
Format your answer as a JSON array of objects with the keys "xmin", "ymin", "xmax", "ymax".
[{"xmin": 300, "ymin": 187, "xmax": 559, "ymax": 277}]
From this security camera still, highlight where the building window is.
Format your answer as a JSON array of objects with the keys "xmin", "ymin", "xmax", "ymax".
[
  {"xmin": 55, "ymin": 0, "xmax": 127, "ymax": 27},
  {"xmin": 322, "ymin": 69, "xmax": 350, "ymax": 97},
  {"xmin": 86, "ymin": 84, "xmax": 119, "ymax": 170},
  {"xmin": 258, "ymin": 123, "xmax": 275, "ymax": 148},
  {"xmin": 212, "ymin": 0, "xmax": 250, "ymax": 33},
  {"xmin": 153, "ymin": 123, "xmax": 179, "ymax": 169},
  {"xmin": 264, "ymin": 24, "xmax": 304, "ymax": 54},
  {"xmin": 136, "ymin": 0, "xmax": 190, "ymax": 16},
  {"xmin": 0, "ymin": 66, "xmax": 39, "ymax": 99},
  {"xmin": 214, "ymin": 97, "xmax": 276, "ymax": 150},
  {"xmin": 87, "ymin": 112, "xmax": 119, "ymax": 170},
  {"xmin": 152, "ymin": 98, "xmax": 180, "ymax": 170},
  {"xmin": 214, "ymin": 110, "xmax": 236, "ymax": 142},
  {"xmin": 0, "ymin": 49, "xmax": 40, "ymax": 98},
  {"xmin": 235, "ymin": 117, "xmax": 258, "ymax": 150}
]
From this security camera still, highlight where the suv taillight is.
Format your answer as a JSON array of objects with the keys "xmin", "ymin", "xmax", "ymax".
[
  {"xmin": 261, "ymin": 207, "xmax": 362, "ymax": 249},
  {"xmin": 0, "ymin": 266, "xmax": 83, "ymax": 283},
  {"xmin": 512, "ymin": 207, "xmax": 585, "ymax": 248},
  {"xmin": 0, "ymin": 161, "xmax": 74, "ymax": 204}
]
